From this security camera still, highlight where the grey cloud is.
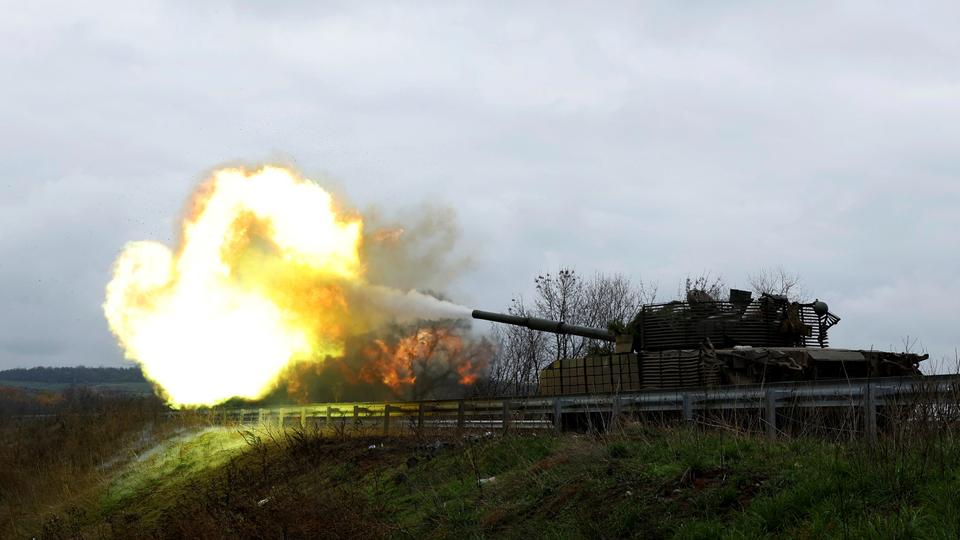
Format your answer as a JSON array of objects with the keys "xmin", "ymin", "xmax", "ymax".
[
  {"xmin": 0, "ymin": 338, "xmax": 64, "ymax": 357},
  {"xmin": 1, "ymin": 1, "xmax": 958, "ymax": 370}
]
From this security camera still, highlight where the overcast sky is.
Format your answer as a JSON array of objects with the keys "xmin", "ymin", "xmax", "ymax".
[{"xmin": 2, "ymin": 1, "xmax": 958, "ymax": 372}]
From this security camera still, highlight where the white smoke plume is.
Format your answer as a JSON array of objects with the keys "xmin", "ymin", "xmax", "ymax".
[{"xmin": 352, "ymin": 284, "xmax": 472, "ymax": 323}]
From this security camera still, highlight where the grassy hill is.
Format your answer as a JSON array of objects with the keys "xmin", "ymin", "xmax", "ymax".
[
  {"xmin": 4, "ymin": 383, "xmax": 960, "ymax": 538},
  {"xmin": 19, "ymin": 419, "xmax": 960, "ymax": 539}
]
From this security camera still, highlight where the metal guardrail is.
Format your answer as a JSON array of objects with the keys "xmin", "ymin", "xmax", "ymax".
[{"xmin": 192, "ymin": 374, "xmax": 960, "ymax": 441}]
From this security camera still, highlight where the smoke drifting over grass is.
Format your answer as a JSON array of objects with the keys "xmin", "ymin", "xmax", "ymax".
[{"xmin": 276, "ymin": 318, "xmax": 492, "ymax": 404}]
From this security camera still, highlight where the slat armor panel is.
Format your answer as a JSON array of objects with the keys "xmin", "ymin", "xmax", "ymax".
[{"xmin": 639, "ymin": 301, "xmax": 826, "ymax": 351}]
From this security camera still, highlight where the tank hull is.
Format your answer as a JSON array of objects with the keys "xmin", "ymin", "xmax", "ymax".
[{"xmin": 538, "ymin": 347, "xmax": 925, "ymax": 396}]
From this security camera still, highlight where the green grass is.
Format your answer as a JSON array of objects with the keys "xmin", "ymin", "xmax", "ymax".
[
  {"xmin": 99, "ymin": 427, "xmax": 249, "ymax": 516},
  {"xmin": 32, "ymin": 422, "xmax": 960, "ymax": 539}
]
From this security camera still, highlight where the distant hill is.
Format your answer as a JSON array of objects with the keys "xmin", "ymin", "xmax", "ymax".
[{"xmin": 0, "ymin": 366, "xmax": 146, "ymax": 384}]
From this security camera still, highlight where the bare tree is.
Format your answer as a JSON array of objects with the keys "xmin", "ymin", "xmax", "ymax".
[
  {"xmin": 582, "ymin": 272, "xmax": 657, "ymax": 329},
  {"xmin": 580, "ymin": 272, "xmax": 657, "ymax": 352},
  {"xmin": 748, "ymin": 267, "xmax": 808, "ymax": 301},
  {"xmin": 535, "ymin": 269, "xmax": 586, "ymax": 363}
]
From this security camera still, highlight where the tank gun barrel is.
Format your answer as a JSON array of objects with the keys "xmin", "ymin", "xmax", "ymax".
[{"xmin": 472, "ymin": 309, "xmax": 616, "ymax": 342}]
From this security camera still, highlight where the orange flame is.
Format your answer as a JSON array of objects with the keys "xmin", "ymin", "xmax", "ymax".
[
  {"xmin": 359, "ymin": 327, "xmax": 486, "ymax": 391},
  {"xmin": 456, "ymin": 362, "xmax": 479, "ymax": 386}
]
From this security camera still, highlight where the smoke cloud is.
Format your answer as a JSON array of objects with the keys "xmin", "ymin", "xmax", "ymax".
[{"xmin": 361, "ymin": 205, "xmax": 474, "ymax": 293}]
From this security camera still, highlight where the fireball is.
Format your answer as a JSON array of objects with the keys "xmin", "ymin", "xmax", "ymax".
[{"xmin": 103, "ymin": 166, "xmax": 363, "ymax": 406}]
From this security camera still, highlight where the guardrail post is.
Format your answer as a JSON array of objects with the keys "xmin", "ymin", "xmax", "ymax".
[
  {"xmin": 239, "ymin": 408, "xmax": 246, "ymax": 426},
  {"xmin": 326, "ymin": 406, "xmax": 332, "ymax": 428},
  {"xmin": 864, "ymin": 384, "xmax": 878, "ymax": 443},
  {"xmin": 611, "ymin": 396, "xmax": 622, "ymax": 430},
  {"xmin": 553, "ymin": 398, "xmax": 563, "ymax": 432},
  {"xmin": 764, "ymin": 390, "xmax": 778, "ymax": 439},
  {"xmin": 682, "ymin": 394, "xmax": 694, "ymax": 422},
  {"xmin": 383, "ymin": 405, "xmax": 391, "ymax": 436},
  {"xmin": 417, "ymin": 403, "xmax": 425, "ymax": 431},
  {"xmin": 258, "ymin": 408, "xmax": 264, "ymax": 426},
  {"xmin": 502, "ymin": 401, "xmax": 511, "ymax": 432},
  {"xmin": 278, "ymin": 409, "xmax": 285, "ymax": 429},
  {"xmin": 300, "ymin": 408, "xmax": 306, "ymax": 429},
  {"xmin": 457, "ymin": 400, "xmax": 465, "ymax": 432},
  {"xmin": 353, "ymin": 405, "xmax": 360, "ymax": 429}
]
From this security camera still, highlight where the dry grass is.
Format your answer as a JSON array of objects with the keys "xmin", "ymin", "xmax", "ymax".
[{"xmin": 0, "ymin": 386, "xmax": 184, "ymax": 538}]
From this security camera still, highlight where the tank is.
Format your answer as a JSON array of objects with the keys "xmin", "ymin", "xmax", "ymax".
[{"xmin": 473, "ymin": 289, "xmax": 927, "ymax": 395}]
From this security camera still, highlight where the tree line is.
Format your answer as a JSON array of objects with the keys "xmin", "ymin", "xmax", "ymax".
[{"xmin": 0, "ymin": 366, "xmax": 146, "ymax": 384}]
